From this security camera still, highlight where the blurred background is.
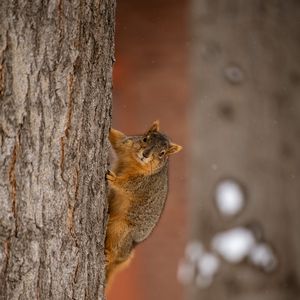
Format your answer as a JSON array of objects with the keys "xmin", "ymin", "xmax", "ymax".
[{"xmin": 108, "ymin": 1, "xmax": 300, "ymax": 300}]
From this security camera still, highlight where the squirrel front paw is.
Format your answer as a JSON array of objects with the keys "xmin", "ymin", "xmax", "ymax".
[{"xmin": 106, "ymin": 170, "xmax": 117, "ymax": 182}]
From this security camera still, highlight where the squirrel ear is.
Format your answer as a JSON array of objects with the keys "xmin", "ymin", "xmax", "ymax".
[
  {"xmin": 168, "ymin": 142, "xmax": 183, "ymax": 155},
  {"xmin": 147, "ymin": 120, "xmax": 160, "ymax": 133},
  {"xmin": 109, "ymin": 128, "xmax": 127, "ymax": 144}
]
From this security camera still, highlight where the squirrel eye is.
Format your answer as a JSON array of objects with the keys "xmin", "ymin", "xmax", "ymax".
[
  {"xmin": 143, "ymin": 137, "xmax": 147, "ymax": 143},
  {"xmin": 159, "ymin": 150, "xmax": 166, "ymax": 157}
]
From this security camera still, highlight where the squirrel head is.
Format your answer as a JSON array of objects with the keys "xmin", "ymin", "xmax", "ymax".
[{"xmin": 126, "ymin": 120, "xmax": 182, "ymax": 174}]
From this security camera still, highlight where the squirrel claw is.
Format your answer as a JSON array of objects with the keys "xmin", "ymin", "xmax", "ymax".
[{"xmin": 106, "ymin": 170, "xmax": 117, "ymax": 181}]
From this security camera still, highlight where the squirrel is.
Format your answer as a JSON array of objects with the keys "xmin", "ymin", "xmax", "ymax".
[{"xmin": 105, "ymin": 120, "xmax": 182, "ymax": 287}]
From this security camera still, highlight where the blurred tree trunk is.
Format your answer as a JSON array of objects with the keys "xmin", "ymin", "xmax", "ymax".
[
  {"xmin": 0, "ymin": 1, "xmax": 115, "ymax": 299},
  {"xmin": 189, "ymin": 1, "xmax": 300, "ymax": 299}
]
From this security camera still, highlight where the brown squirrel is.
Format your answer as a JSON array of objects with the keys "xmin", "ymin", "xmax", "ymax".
[{"xmin": 105, "ymin": 120, "xmax": 182, "ymax": 286}]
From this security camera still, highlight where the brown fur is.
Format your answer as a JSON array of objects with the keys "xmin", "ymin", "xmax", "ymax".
[{"xmin": 105, "ymin": 121, "xmax": 182, "ymax": 288}]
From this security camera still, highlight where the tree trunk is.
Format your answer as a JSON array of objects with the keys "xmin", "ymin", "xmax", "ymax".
[
  {"xmin": 0, "ymin": 1, "xmax": 115, "ymax": 299},
  {"xmin": 189, "ymin": 1, "xmax": 300, "ymax": 299}
]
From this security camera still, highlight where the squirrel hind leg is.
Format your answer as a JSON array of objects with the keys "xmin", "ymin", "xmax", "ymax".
[{"xmin": 105, "ymin": 251, "xmax": 135, "ymax": 292}]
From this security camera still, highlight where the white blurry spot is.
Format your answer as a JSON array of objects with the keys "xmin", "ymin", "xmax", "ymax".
[
  {"xmin": 179, "ymin": 241, "xmax": 220, "ymax": 288},
  {"xmin": 249, "ymin": 243, "xmax": 277, "ymax": 272},
  {"xmin": 185, "ymin": 240, "xmax": 204, "ymax": 263},
  {"xmin": 177, "ymin": 259, "xmax": 196, "ymax": 285},
  {"xmin": 212, "ymin": 227, "xmax": 255, "ymax": 263},
  {"xmin": 215, "ymin": 179, "xmax": 245, "ymax": 216},
  {"xmin": 198, "ymin": 253, "xmax": 220, "ymax": 278}
]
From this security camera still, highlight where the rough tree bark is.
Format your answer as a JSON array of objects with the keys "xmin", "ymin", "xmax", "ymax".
[
  {"xmin": 189, "ymin": 1, "xmax": 300, "ymax": 300},
  {"xmin": 0, "ymin": 1, "xmax": 115, "ymax": 299}
]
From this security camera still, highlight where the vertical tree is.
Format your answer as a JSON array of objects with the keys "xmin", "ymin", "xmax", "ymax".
[
  {"xmin": 189, "ymin": 1, "xmax": 300, "ymax": 299},
  {"xmin": 0, "ymin": 1, "xmax": 115, "ymax": 299}
]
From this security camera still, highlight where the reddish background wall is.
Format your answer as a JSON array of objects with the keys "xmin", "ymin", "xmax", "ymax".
[{"xmin": 107, "ymin": 1, "xmax": 189, "ymax": 299}]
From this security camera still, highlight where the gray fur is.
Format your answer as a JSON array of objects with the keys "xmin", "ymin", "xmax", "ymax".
[{"xmin": 125, "ymin": 162, "xmax": 169, "ymax": 244}]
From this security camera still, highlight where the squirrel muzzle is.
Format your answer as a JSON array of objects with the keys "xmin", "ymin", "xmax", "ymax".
[{"xmin": 142, "ymin": 147, "xmax": 153, "ymax": 158}]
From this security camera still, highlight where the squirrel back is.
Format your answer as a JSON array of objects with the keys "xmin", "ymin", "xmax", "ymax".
[{"xmin": 105, "ymin": 120, "xmax": 182, "ymax": 287}]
